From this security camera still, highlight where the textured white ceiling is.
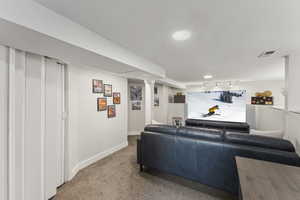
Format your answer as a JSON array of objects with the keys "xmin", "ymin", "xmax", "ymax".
[{"xmin": 34, "ymin": 0, "xmax": 300, "ymax": 82}]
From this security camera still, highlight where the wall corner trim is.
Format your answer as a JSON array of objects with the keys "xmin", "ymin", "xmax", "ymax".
[{"xmin": 68, "ymin": 141, "xmax": 128, "ymax": 181}]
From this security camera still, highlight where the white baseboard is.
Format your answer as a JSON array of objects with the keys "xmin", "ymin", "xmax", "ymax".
[
  {"xmin": 69, "ymin": 141, "xmax": 128, "ymax": 181},
  {"xmin": 128, "ymin": 130, "xmax": 141, "ymax": 136}
]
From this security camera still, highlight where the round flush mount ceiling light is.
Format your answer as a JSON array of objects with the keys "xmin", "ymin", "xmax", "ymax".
[
  {"xmin": 203, "ymin": 75, "xmax": 213, "ymax": 79},
  {"xmin": 172, "ymin": 30, "xmax": 191, "ymax": 41}
]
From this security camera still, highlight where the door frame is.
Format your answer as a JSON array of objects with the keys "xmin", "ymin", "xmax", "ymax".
[
  {"xmin": 63, "ymin": 64, "xmax": 70, "ymax": 182},
  {"xmin": 59, "ymin": 62, "xmax": 66, "ymax": 186}
]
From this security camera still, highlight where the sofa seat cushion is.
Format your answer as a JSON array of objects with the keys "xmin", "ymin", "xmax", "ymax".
[
  {"xmin": 178, "ymin": 127, "xmax": 224, "ymax": 141},
  {"xmin": 225, "ymin": 132, "xmax": 295, "ymax": 152},
  {"xmin": 144, "ymin": 124, "xmax": 177, "ymax": 135}
]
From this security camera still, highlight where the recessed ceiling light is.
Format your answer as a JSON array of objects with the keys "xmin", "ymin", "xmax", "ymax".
[
  {"xmin": 204, "ymin": 75, "xmax": 213, "ymax": 79},
  {"xmin": 172, "ymin": 30, "xmax": 191, "ymax": 41}
]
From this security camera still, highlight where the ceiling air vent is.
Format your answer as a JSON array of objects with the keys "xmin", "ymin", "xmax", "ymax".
[{"xmin": 258, "ymin": 50, "xmax": 276, "ymax": 58}]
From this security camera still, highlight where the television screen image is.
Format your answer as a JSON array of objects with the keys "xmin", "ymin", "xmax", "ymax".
[{"xmin": 187, "ymin": 90, "xmax": 246, "ymax": 122}]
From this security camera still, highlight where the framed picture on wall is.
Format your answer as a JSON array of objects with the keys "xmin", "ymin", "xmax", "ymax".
[
  {"xmin": 107, "ymin": 105, "xmax": 116, "ymax": 118},
  {"xmin": 132, "ymin": 101, "xmax": 142, "ymax": 110},
  {"xmin": 130, "ymin": 86, "xmax": 142, "ymax": 101},
  {"xmin": 97, "ymin": 98, "xmax": 107, "ymax": 111},
  {"xmin": 113, "ymin": 92, "xmax": 121, "ymax": 104},
  {"xmin": 154, "ymin": 86, "xmax": 159, "ymax": 106},
  {"xmin": 92, "ymin": 79, "xmax": 104, "ymax": 93},
  {"xmin": 104, "ymin": 84, "xmax": 112, "ymax": 97}
]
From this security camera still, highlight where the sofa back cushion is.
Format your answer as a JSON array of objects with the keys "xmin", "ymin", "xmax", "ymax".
[
  {"xmin": 178, "ymin": 127, "xmax": 224, "ymax": 141},
  {"xmin": 144, "ymin": 124, "xmax": 177, "ymax": 135},
  {"xmin": 185, "ymin": 119, "xmax": 249, "ymax": 133},
  {"xmin": 225, "ymin": 132, "xmax": 295, "ymax": 152}
]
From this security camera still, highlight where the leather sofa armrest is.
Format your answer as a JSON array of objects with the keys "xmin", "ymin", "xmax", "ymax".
[
  {"xmin": 137, "ymin": 138, "xmax": 141, "ymax": 164},
  {"xmin": 223, "ymin": 142, "xmax": 300, "ymax": 167},
  {"xmin": 225, "ymin": 132, "xmax": 296, "ymax": 152}
]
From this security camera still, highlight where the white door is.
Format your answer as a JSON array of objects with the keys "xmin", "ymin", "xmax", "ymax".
[
  {"xmin": 44, "ymin": 58, "xmax": 65, "ymax": 199},
  {"xmin": 0, "ymin": 45, "xmax": 9, "ymax": 200},
  {"xmin": 2, "ymin": 48, "xmax": 65, "ymax": 200}
]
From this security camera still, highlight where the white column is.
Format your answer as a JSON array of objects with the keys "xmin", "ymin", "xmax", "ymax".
[
  {"xmin": 284, "ymin": 55, "xmax": 289, "ymax": 111},
  {"xmin": 161, "ymin": 85, "xmax": 169, "ymax": 124},
  {"xmin": 144, "ymin": 80, "xmax": 155, "ymax": 125}
]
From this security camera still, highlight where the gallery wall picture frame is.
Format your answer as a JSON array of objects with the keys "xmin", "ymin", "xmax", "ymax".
[
  {"xmin": 104, "ymin": 84, "xmax": 112, "ymax": 97},
  {"xmin": 97, "ymin": 98, "xmax": 107, "ymax": 111},
  {"xmin": 107, "ymin": 105, "xmax": 116, "ymax": 118},
  {"xmin": 92, "ymin": 79, "xmax": 104, "ymax": 93},
  {"xmin": 132, "ymin": 101, "xmax": 142, "ymax": 110},
  {"xmin": 113, "ymin": 92, "xmax": 121, "ymax": 104},
  {"xmin": 154, "ymin": 85, "xmax": 159, "ymax": 106},
  {"xmin": 130, "ymin": 86, "xmax": 142, "ymax": 101}
]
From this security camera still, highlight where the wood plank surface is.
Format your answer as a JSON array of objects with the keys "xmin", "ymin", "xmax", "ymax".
[{"xmin": 236, "ymin": 156, "xmax": 300, "ymax": 200}]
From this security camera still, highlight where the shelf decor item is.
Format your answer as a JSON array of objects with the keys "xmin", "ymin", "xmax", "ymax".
[
  {"xmin": 107, "ymin": 105, "xmax": 116, "ymax": 118},
  {"xmin": 174, "ymin": 93, "xmax": 186, "ymax": 103},
  {"xmin": 104, "ymin": 84, "xmax": 112, "ymax": 97},
  {"xmin": 97, "ymin": 98, "xmax": 107, "ymax": 111},
  {"xmin": 251, "ymin": 96, "xmax": 273, "ymax": 105},
  {"xmin": 92, "ymin": 79, "xmax": 104, "ymax": 93},
  {"xmin": 251, "ymin": 90, "xmax": 274, "ymax": 105},
  {"xmin": 113, "ymin": 92, "xmax": 121, "ymax": 104}
]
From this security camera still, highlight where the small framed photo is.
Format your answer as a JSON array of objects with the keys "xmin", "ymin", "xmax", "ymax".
[
  {"xmin": 107, "ymin": 105, "xmax": 116, "ymax": 118},
  {"xmin": 97, "ymin": 98, "xmax": 107, "ymax": 111},
  {"xmin": 132, "ymin": 101, "xmax": 141, "ymax": 110},
  {"xmin": 104, "ymin": 84, "xmax": 112, "ymax": 97},
  {"xmin": 92, "ymin": 79, "xmax": 104, "ymax": 93},
  {"xmin": 113, "ymin": 92, "xmax": 121, "ymax": 104}
]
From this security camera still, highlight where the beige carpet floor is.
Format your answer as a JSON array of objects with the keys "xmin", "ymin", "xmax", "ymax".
[{"xmin": 54, "ymin": 136, "xmax": 235, "ymax": 200}]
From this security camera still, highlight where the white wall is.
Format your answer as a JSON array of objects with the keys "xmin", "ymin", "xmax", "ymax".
[
  {"xmin": 127, "ymin": 81, "xmax": 178, "ymax": 133},
  {"xmin": 285, "ymin": 53, "xmax": 300, "ymax": 154},
  {"xmin": 241, "ymin": 81, "xmax": 285, "ymax": 131},
  {"xmin": 287, "ymin": 54, "xmax": 300, "ymax": 112},
  {"xmin": 167, "ymin": 104, "xmax": 187, "ymax": 125},
  {"xmin": 246, "ymin": 105, "xmax": 285, "ymax": 131},
  {"xmin": 286, "ymin": 112, "xmax": 300, "ymax": 154},
  {"xmin": 127, "ymin": 81, "xmax": 145, "ymax": 135},
  {"xmin": 239, "ymin": 80, "xmax": 285, "ymax": 108},
  {"xmin": 67, "ymin": 65, "xmax": 128, "ymax": 179}
]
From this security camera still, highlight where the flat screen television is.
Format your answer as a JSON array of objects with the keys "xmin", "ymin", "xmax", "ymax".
[{"xmin": 187, "ymin": 90, "xmax": 246, "ymax": 122}]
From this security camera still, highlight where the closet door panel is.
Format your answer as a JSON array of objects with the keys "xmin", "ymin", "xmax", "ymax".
[
  {"xmin": 15, "ymin": 50, "xmax": 26, "ymax": 200},
  {"xmin": 45, "ymin": 59, "xmax": 62, "ymax": 199},
  {"xmin": 0, "ymin": 45, "xmax": 8, "ymax": 200},
  {"xmin": 24, "ymin": 53, "xmax": 44, "ymax": 200},
  {"xmin": 56, "ymin": 63, "xmax": 64, "ymax": 187},
  {"xmin": 3, "ymin": 47, "xmax": 64, "ymax": 200}
]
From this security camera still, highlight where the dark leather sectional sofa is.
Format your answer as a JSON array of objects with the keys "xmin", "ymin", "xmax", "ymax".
[
  {"xmin": 185, "ymin": 118, "xmax": 250, "ymax": 133},
  {"xmin": 137, "ymin": 124, "xmax": 300, "ymax": 195}
]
